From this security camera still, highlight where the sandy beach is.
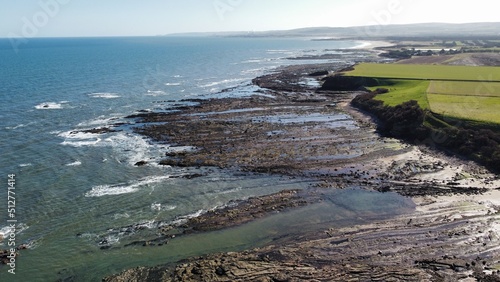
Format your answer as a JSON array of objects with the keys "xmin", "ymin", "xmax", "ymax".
[{"xmin": 350, "ymin": 40, "xmax": 395, "ymax": 50}]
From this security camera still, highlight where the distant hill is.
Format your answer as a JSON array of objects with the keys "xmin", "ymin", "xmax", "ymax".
[{"xmin": 168, "ymin": 22, "xmax": 500, "ymax": 39}]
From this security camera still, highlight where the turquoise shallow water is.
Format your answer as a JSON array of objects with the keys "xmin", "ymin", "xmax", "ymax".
[{"xmin": 0, "ymin": 37, "xmax": 414, "ymax": 281}]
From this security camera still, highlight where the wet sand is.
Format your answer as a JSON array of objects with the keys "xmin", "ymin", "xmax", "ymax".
[{"xmin": 104, "ymin": 62, "xmax": 500, "ymax": 281}]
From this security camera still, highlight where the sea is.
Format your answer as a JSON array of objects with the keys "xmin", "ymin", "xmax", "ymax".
[{"xmin": 0, "ymin": 37, "xmax": 414, "ymax": 281}]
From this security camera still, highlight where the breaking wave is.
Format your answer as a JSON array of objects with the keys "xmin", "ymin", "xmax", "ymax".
[
  {"xmin": 85, "ymin": 175, "xmax": 174, "ymax": 197},
  {"xmin": 88, "ymin": 92, "xmax": 121, "ymax": 99}
]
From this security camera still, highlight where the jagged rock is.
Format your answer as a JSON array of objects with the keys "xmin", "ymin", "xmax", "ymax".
[
  {"xmin": 134, "ymin": 161, "xmax": 148, "ymax": 166},
  {"xmin": 309, "ymin": 70, "xmax": 329, "ymax": 76},
  {"xmin": 80, "ymin": 127, "xmax": 119, "ymax": 134}
]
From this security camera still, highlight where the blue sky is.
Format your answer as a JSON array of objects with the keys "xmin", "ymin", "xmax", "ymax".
[{"xmin": 2, "ymin": 0, "xmax": 499, "ymax": 37}]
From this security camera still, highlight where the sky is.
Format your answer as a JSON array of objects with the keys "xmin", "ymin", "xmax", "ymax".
[{"xmin": 1, "ymin": 0, "xmax": 499, "ymax": 38}]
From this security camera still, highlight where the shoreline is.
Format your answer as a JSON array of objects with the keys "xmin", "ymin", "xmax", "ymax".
[
  {"xmin": 103, "ymin": 48, "xmax": 500, "ymax": 281},
  {"xmin": 349, "ymin": 40, "xmax": 395, "ymax": 50}
]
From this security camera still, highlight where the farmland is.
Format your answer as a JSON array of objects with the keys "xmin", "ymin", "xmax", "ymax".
[
  {"xmin": 427, "ymin": 94, "xmax": 500, "ymax": 123},
  {"xmin": 427, "ymin": 81, "xmax": 500, "ymax": 97},
  {"xmin": 345, "ymin": 63, "xmax": 500, "ymax": 82},
  {"xmin": 346, "ymin": 63, "xmax": 500, "ymax": 124}
]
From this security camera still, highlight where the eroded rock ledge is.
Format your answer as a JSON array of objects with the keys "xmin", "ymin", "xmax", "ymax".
[
  {"xmin": 105, "ymin": 196, "xmax": 500, "ymax": 282},
  {"xmin": 104, "ymin": 62, "xmax": 500, "ymax": 281}
]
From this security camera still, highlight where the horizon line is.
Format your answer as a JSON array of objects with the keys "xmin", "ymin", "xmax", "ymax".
[{"xmin": 2, "ymin": 21, "xmax": 500, "ymax": 40}]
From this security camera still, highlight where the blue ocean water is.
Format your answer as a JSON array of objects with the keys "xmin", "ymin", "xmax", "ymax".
[{"xmin": 0, "ymin": 37, "xmax": 413, "ymax": 281}]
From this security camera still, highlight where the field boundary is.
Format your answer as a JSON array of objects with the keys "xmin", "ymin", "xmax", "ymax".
[{"xmin": 344, "ymin": 63, "xmax": 500, "ymax": 82}]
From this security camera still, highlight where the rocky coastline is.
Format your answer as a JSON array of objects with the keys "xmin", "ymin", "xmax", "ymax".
[{"xmin": 103, "ymin": 54, "xmax": 500, "ymax": 281}]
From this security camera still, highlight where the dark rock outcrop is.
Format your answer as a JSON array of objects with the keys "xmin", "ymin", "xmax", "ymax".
[
  {"xmin": 319, "ymin": 75, "xmax": 380, "ymax": 91},
  {"xmin": 308, "ymin": 70, "xmax": 329, "ymax": 76},
  {"xmin": 134, "ymin": 161, "xmax": 148, "ymax": 166}
]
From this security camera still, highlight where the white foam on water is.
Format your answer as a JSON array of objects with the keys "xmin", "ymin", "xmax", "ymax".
[
  {"xmin": 199, "ymin": 78, "xmax": 247, "ymax": 88},
  {"xmin": 24, "ymin": 240, "xmax": 40, "ymax": 250},
  {"xmin": 102, "ymin": 235, "xmax": 120, "ymax": 245},
  {"xmin": 61, "ymin": 138, "xmax": 102, "ymax": 147},
  {"xmin": 0, "ymin": 226, "xmax": 13, "ymax": 241},
  {"xmin": 88, "ymin": 92, "xmax": 121, "ymax": 99},
  {"xmin": 171, "ymin": 209, "xmax": 205, "ymax": 226},
  {"xmin": 35, "ymin": 102, "xmax": 64, "ymax": 109},
  {"xmin": 163, "ymin": 205, "xmax": 177, "ymax": 211},
  {"xmin": 134, "ymin": 220, "xmax": 156, "ymax": 230},
  {"xmin": 194, "ymin": 77, "xmax": 216, "ymax": 81},
  {"xmin": 85, "ymin": 183, "xmax": 138, "ymax": 197},
  {"xmin": 149, "ymin": 203, "xmax": 176, "ymax": 212},
  {"xmin": 241, "ymin": 66, "xmax": 274, "ymax": 75},
  {"xmin": 59, "ymin": 130, "xmax": 102, "ymax": 147},
  {"xmin": 151, "ymin": 203, "xmax": 162, "ymax": 211},
  {"xmin": 58, "ymin": 130, "xmax": 99, "ymax": 140},
  {"xmin": 241, "ymin": 59, "xmax": 265, "ymax": 63},
  {"xmin": 146, "ymin": 90, "xmax": 167, "ymax": 96},
  {"xmin": 59, "ymin": 129, "xmax": 167, "ymax": 165},
  {"xmin": 102, "ymin": 133, "xmax": 168, "ymax": 165},
  {"xmin": 165, "ymin": 82, "xmax": 181, "ymax": 86},
  {"xmin": 0, "ymin": 223, "xmax": 29, "ymax": 242},
  {"xmin": 5, "ymin": 122, "xmax": 35, "ymax": 130},
  {"xmin": 77, "ymin": 115, "xmax": 120, "ymax": 127},
  {"xmin": 66, "ymin": 160, "xmax": 82, "ymax": 167},
  {"xmin": 85, "ymin": 175, "xmax": 174, "ymax": 197}
]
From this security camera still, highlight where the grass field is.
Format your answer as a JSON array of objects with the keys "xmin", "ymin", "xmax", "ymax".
[
  {"xmin": 427, "ymin": 81, "xmax": 500, "ymax": 97},
  {"xmin": 426, "ymin": 81, "xmax": 500, "ymax": 123},
  {"xmin": 346, "ymin": 63, "xmax": 500, "ymax": 124},
  {"xmin": 367, "ymin": 80, "xmax": 430, "ymax": 108},
  {"xmin": 427, "ymin": 94, "xmax": 500, "ymax": 124},
  {"xmin": 346, "ymin": 63, "xmax": 500, "ymax": 81}
]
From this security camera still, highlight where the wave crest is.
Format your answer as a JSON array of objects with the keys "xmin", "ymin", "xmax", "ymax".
[
  {"xmin": 88, "ymin": 92, "xmax": 121, "ymax": 99},
  {"xmin": 85, "ymin": 175, "xmax": 174, "ymax": 197}
]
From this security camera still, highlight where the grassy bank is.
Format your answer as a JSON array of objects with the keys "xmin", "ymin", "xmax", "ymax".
[{"xmin": 366, "ymin": 79, "xmax": 430, "ymax": 108}]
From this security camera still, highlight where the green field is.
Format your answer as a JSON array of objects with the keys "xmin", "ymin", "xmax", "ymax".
[
  {"xmin": 367, "ymin": 80, "xmax": 430, "ymax": 108},
  {"xmin": 346, "ymin": 63, "xmax": 500, "ymax": 82},
  {"xmin": 427, "ymin": 81, "xmax": 500, "ymax": 97},
  {"xmin": 428, "ymin": 94, "xmax": 500, "ymax": 123},
  {"xmin": 347, "ymin": 63, "xmax": 500, "ymax": 124}
]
